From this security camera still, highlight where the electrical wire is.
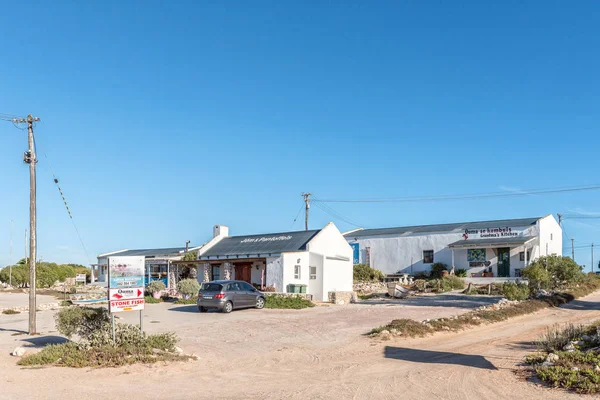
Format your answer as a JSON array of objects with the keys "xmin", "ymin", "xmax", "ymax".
[
  {"xmin": 290, "ymin": 203, "xmax": 305, "ymax": 229},
  {"xmin": 317, "ymin": 184, "xmax": 600, "ymax": 203},
  {"xmin": 312, "ymin": 200, "xmax": 363, "ymax": 228},
  {"xmin": 43, "ymin": 152, "xmax": 93, "ymax": 265}
]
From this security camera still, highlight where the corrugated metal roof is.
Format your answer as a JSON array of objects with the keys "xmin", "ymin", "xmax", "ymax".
[
  {"xmin": 199, "ymin": 230, "xmax": 321, "ymax": 259},
  {"xmin": 102, "ymin": 248, "xmax": 186, "ymax": 258},
  {"xmin": 344, "ymin": 217, "xmax": 541, "ymax": 238},
  {"xmin": 448, "ymin": 236, "xmax": 536, "ymax": 248}
]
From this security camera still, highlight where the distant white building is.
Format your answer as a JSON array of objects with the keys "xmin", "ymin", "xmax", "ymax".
[
  {"xmin": 344, "ymin": 215, "xmax": 562, "ymax": 278},
  {"xmin": 194, "ymin": 223, "xmax": 353, "ymax": 301}
]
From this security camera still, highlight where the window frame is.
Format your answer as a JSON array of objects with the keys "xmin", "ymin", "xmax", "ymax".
[
  {"xmin": 519, "ymin": 250, "xmax": 532, "ymax": 262},
  {"xmin": 423, "ymin": 250, "xmax": 434, "ymax": 264},
  {"xmin": 309, "ymin": 266, "xmax": 317, "ymax": 280},
  {"xmin": 294, "ymin": 265, "xmax": 301, "ymax": 280}
]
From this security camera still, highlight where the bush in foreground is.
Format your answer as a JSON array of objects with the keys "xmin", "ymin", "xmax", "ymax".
[
  {"xmin": 265, "ymin": 295, "xmax": 314, "ymax": 309},
  {"xmin": 144, "ymin": 295, "xmax": 162, "ymax": 304},
  {"xmin": 177, "ymin": 279, "xmax": 200, "ymax": 298},
  {"xmin": 18, "ymin": 307, "xmax": 190, "ymax": 368}
]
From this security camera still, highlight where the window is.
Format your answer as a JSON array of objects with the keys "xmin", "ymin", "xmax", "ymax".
[
  {"xmin": 294, "ymin": 265, "xmax": 301, "ymax": 279},
  {"xmin": 310, "ymin": 266, "xmax": 317, "ymax": 280},
  {"xmin": 423, "ymin": 250, "xmax": 434, "ymax": 264},
  {"xmin": 519, "ymin": 251, "xmax": 532, "ymax": 262},
  {"xmin": 212, "ymin": 266, "xmax": 220, "ymax": 281},
  {"xmin": 240, "ymin": 282, "xmax": 255, "ymax": 292},
  {"xmin": 227, "ymin": 282, "xmax": 241, "ymax": 291},
  {"xmin": 200, "ymin": 283, "xmax": 223, "ymax": 292}
]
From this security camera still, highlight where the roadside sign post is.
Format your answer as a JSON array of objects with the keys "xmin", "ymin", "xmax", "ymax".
[{"xmin": 107, "ymin": 256, "xmax": 146, "ymax": 335}]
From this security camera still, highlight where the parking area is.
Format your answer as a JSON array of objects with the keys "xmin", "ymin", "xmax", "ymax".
[{"xmin": 0, "ymin": 292, "xmax": 501, "ymax": 399}]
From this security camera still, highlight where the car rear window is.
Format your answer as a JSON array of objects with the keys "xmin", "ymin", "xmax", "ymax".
[{"xmin": 200, "ymin": 283, "xmax": 223, "ymax": 291}]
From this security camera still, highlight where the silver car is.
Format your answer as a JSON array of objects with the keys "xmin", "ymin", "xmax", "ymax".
[{"xmin": 197, "ymin": 280, "xmax": 266, "ymax": 313}]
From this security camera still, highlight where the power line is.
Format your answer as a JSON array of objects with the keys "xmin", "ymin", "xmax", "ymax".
[
  {"xmin": 317, "ymin": 184, "xmax": 600, "ymax": 203},
  {"xmin": 290, "ymin": 203, "xmax": 304, "ymax": 229},
  {"xmin": 312, "ymin": 200, "xmax": 363, "ymax": 228}
]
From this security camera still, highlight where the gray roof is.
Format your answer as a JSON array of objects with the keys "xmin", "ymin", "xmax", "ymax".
[
  {"xmin": 102, "ymin": 247, "xmax": 186, "ymax": 258},
  {"xmin": 199, "ymin": 230, "xmax": 321, "ymax": 260},
  {"xmin": 448, "ymin": 236, "xmax": 537, "ymax": 248},
  {"xmin": 344, "ymin": 217, "xmax": 541, "ymax": 238}
]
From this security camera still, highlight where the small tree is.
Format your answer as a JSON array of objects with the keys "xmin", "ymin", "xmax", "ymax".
[
  {"xmin": 523, "ymin": 255, "xmax": 583, "ymax": 291},
  {"xmin": 430, "ymin": 263, "xmax": 448, "ymax": 278},
  {"xmin": 147, "ymin": 280, "xmax": 166, "ymax": 294},
  {"xmin": 353, "ymin": 264, "xmax": 385, "ymax": 282}
]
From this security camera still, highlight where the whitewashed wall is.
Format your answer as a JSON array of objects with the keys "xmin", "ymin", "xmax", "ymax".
[
  {"xmin": 266, "ymin": 256, "xmax": 284, "ymax": 291},
  {"xmin": 538, "ymin": 215, "xmax": 563, "ymax": 258},
  {"xmin": 308, "ymin": 253, "xmax": 324, "ymax": 301},
  {"xmin": 282, "ymin": 251, "xmax": 309, "ymax": 291}
]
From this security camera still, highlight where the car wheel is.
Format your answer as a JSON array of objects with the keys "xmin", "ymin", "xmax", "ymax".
[
  {"xmin": 256, "ymin": 297, "xmax": 265, "ymax": 309},
  {"xmin": 198, "ymin": 306, "xmax": 208, "ymax": 313},
  {"xmin": 222, "ymin": 301, "xmax": 233, "ymax": 313}
]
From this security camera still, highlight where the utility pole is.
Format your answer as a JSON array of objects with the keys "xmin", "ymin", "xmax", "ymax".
[
  {"xmin": 9, "ymin": 220, "xmax": 13, "ymax": 286},
  {"xmin": 185, "ymin": 240, "xmax": 190, "ymax": 252},
  {"xmin": 592, "ymin": 243, "xmax": 595, "ymax": 273},
  {"xmin": 14, "ymin": 114, "xmax": 39, "ymax": 335},
  {"xmin": 571, "ymin": 238, "xmax": 575, "ymax": 262},
  {"xmin": 301, "ymin": 193, "xmax": 311, "ymax": 231}
]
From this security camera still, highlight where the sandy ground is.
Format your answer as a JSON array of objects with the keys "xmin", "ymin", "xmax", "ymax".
[
  {"xmin": 0, "ymin": 292, "xmax": 59, "ymax": 309},
  {"xmin": 1, "ymin": 292, "xmax": 598, "ymax": 399}
]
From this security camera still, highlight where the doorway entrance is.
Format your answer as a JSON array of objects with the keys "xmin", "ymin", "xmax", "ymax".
[
  {"xmin": 497, "ymin": 248, "xmax": 510, "ymax": 277},
  {"xmin": 234, "ymin": 263, "xmax": 252, "ymax": 283}
]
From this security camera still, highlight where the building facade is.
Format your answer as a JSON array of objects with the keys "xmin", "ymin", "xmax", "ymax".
[
  {"xmin": 344, "ymin": 215, "xmax": 562, "ymax": 278},
  {"xmin": 195, "ymin": 223, "xmax": 353, "ymax": 301}
]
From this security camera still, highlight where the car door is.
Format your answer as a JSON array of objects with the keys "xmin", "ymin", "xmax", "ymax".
[
  {"xmin": 233, "ymin": 281, "xmax": 253, "ymax": 308},
  {"xmin": 227, "ymin": 282, "xmax": 242, "ymax": 308}
]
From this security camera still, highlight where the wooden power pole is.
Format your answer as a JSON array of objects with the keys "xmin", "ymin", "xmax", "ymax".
[
  {"xmin": 301, "ymin": 193, "xmax": 311, "ymax": 231},
  {"xmin": 14, "ymin": 114, "xmax": 40, "ymax": 335},
  {"xmin": 571, "ymin": 238, "xmax": 575, "ymax": 262}
]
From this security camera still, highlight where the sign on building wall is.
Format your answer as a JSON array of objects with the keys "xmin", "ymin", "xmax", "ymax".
[
  {"xmin": 462, "ymin": 226, "xmax": 527, "ymax": 240},
  {"xmin": 350, "ymin": 243, "xmax": 360, "ymax": 265},
  {"xmin": 467, "ymin": 249, "xmax": 491, "ymax": 267},
  {"xmin": 107, "ymin": 256, "xmax": 145, "ymax": 314}
]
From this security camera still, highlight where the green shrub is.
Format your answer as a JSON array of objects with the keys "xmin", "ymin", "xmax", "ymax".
[
  {"xmin": 145, "ymin": 295, "xmax": 162, "ymax": 304},
  {"xmin": 265, "ymin": 295, "xmax": 314, "ymax": 309},
  {"xmin": 353, "ymin": 264, "xmax": 385, "ymax": 282},
  {"xmin": 430, "ymin": 263, "xmax": 448, "ymax": 278},
  {"xmin": 177, "ymin": 279, "xmax": 200, "ymax": 297},
  {"xmin": 455, "ymin": 269, "xmax": 467, "ymax": 278},
  {"xmin": 0, "ymin": 264, "xmax": 28, "ymax": 287},
  {"xmin": 523, "ymin": 255, "xmax": 583, "ymax": 291},
  {"xmin": 36, "ymin": 263, "xmax": 60, "ymax": 288},
  {"xmin": 55, "ymin": 264, "xmax": 76, "ymax": 282},
  {"xmin": 147, "ymin": 280, "xmax": 166, "ymax": 294},
  {"xmin": 435, "ymin": 275, "xmax": 465, "ymax": 292},
  {"xmin": 2, "ymin": 309, "xmax": 19, "ymax": 315},
  {"xmin": 502, "ymin": 282, "xmax": 530, "ymax": 301},
  {"xmin": 55, "ymin": 306, "xmax": 110, "ymax": 339},
  {"xmin": 174, "ymin": 296, "xmax": 198, "ymax": 304}
]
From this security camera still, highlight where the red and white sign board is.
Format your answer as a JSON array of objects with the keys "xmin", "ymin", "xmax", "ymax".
[
  {"xmin": 109, "ymin": 287, "xmax": 144, "ymax": 300},
  {"xmin": 110, "ymin": 298, "xmax": 145, "ymax": 313}
]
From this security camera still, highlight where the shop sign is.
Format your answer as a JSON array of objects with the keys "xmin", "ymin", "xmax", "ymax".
[
  {"xmin": 108, "ymin": 256, "xmax": 145, "ymax": 288},
  {"xmin": 350, "ymin": 243, "xmax": 360, "ymax": 265},
  {"xmin": 109, "ymin": 287, "xmax": 143, "ymax": 300},
  {"xmin": 109, "ymin": 298, "xmax": 145, "ymax": 313},
  {"xmin": 145, "ymin": 259, "xmax": 168, "ymax": 265},
  {"xmin": 462, "ymin": 227, "xmax": 526, "ymax": 240},
  {"xmin": 75, "ymin": 274, "xmax": 86, "ymax": 283},
  {"xmin": 469, "ymin": 261, "xmax": 491, "ymax": 267}
]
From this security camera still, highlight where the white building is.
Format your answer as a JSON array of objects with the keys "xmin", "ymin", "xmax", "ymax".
[
  {"xmin": 344, "ymin": 215, "xmax": 562, "ymax": 278},
  {"xmin": 194, "ymin": 223, "xmax": 353, "ymax": 301}
]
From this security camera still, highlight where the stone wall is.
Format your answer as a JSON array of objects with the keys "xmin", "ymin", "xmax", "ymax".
[
  {"xmin": 328, "ymin": 291, "xmax": 357, "ymax": 305},
  {"xmin": 223, "ymin": 263, "xmax": 233, "ymax": 280},
  {"xmin": 202, "ymin": 263, "xmax": 211, "ymax": 282}
]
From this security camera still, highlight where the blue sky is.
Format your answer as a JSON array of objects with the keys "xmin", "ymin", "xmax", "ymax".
[{"xmin": 1, "ymin": 1, "xmax": 599, "ymax": 270}]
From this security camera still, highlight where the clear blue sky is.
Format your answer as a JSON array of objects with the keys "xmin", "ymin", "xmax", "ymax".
[{"xmin": 1, "ymin": 1, "xmax": 599, "ymax": 270}]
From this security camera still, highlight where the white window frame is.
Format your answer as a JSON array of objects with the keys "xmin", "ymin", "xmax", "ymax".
[
  {"xmin": 294, "ymin": 265, "xmax": 301, "ymax": 280},
  {"xmin": 309, "ymin": 266, "xmax": 317, "ymax": 280}
]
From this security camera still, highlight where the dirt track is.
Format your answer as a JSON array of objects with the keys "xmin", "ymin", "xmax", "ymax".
[{"xmin": 1, "ymin": 292, "xmax": 599, "ymax": 399}]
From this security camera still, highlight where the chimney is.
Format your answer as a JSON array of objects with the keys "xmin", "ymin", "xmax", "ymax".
[{"xmin": 213, "ymin": 225, "xmax": 229, "ymax": 238}]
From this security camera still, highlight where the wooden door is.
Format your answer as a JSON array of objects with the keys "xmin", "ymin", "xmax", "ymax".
[{"xmin": 235, "ymin": 264, "xmax": 252, "ymax": 283}]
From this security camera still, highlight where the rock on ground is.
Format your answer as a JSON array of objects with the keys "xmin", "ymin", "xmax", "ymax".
[{"xmin": 11, "ymin": 347, "xmax": 25, "ymax": 357}]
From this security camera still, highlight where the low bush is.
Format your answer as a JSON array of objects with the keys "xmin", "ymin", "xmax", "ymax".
[
  {"xmin": 523, "ymin": 255, "xmax": 583, "ymax": 291},
  {"xmin": 432, "ymin": 275, "xmax": 465, "ymax": 292},
  {"xmin": 265, "ymin": 295, "xmax": 314, "ymax": 309},
  {"xmin": 19, "ymin": 306, "xmax": 189, "ymax": 368},
  {"xmin": 502, "ymin": 282, "xmax": 530, "ymax": 301},
  {"xmin": 147, "ymin": 280, "xmax": 166, "ymax": 294},
  {"xmin": 371, "ymin": 319, "xmax": 433, "ymax": 337},
  {"xmin": 174, "ymin": 296, "xmax": 198, "ymax": 304},
  {"xmin": 537, "ymin": 323, "xmax": 588, "ymax": 353},
  {"xmin": 144, "ymin": 295, "xmax": 162, "ymax": 304},
  {"xmin": 455, "ymin": 269, "xmax": 467, "ymax": 278},
  {"xmin": 353, "ymin": 264, "xmax": 385, "ymax": 282},
  {"xmin": 430, "ymin": 263, "xmax": 448, "ymax": 279},
  {"xmin": 177, "ymin": 279, "xmax": 200, "ymax": 298},
  {"xmin": 2, "ymin": 309, "xmax": 19, "ymax": 315}
]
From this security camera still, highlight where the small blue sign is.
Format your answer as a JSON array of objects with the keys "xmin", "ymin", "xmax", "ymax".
[{"xmin": 350, "ymin": 243, "xmax": 360, "ymax": 265}]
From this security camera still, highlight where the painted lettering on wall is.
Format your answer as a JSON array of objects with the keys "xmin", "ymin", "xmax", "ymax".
[
  {"xmin": 462, "ymin": 227, "xmax": 524, "ymax": 240},
  {"xmin": 240, "ymin": 236, "xmax": 292, "ymax": 244}
]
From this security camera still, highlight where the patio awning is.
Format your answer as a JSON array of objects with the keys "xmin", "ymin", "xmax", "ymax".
[{"xmin": 448, "ymin": 236, "xmax": 536, "ymax": 249}]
